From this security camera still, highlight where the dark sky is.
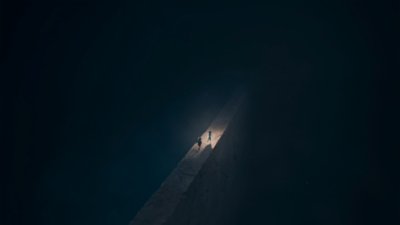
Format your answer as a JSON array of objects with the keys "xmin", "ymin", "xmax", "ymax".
[{"xmin": 1, "ymin": 0, "xmax": 398, "ymax": 225}]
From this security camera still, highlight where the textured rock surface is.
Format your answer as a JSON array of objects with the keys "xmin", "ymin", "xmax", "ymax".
[{"xmin": 129, "ymin": 93, "xmax": 244, "ymax": 225}]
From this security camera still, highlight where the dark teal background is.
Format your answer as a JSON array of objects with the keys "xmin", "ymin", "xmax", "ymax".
[{"xmin": 1, "ymin": 1, "xmax": 398, "ymax": 225}]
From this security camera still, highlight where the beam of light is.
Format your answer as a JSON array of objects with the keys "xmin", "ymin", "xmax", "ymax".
[
  {"xmin": 130, "ymin": 91, "xmax": 245, "ymax": 225},
  {"xmin": 193, "ymin": 127, "xmax": 224, "ymax": 151},
  {"xmin": 190, "ymin": 92, "xmax": 244, "ymax": 154}
]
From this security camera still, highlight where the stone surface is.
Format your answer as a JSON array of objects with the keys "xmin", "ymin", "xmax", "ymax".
[{"xmin": 129, "ymin": 93, "xmax": 244, "ymax": 225}]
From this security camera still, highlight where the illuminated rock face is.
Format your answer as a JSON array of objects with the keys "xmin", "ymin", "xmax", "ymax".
[
  {"xmin": 164, "ymin": 95, "xmax": 247, "ymax": 225},
  {"xmin": 129, "ymin": 93, "xmax": 245, "ymax": 225}
]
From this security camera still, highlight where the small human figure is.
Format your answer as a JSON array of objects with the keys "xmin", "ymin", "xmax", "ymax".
[
  {"xmin": 197, "ymin": 136, "xmax": 202, "ymax": 150},
  {"xmin": 208, "ymin": 130, "xmax": 212, "ymax": 142}
]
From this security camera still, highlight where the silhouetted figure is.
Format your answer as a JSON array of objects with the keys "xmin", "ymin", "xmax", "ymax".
[
  {"xmin": 208, "ymin": 130, "xmax": 212, "ymax": 142},
  {"xmin": 197, "ymin": 136, "xmax": 202, "ymax": 150}
]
